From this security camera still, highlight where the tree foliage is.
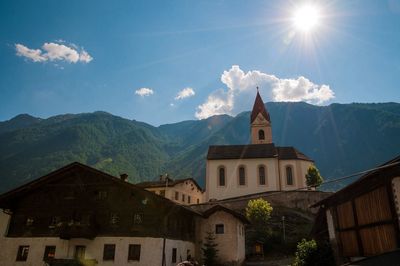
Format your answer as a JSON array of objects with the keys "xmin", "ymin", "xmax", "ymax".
[
  {"xmin": 246, "ymin": 198, "xmax": 273, "ymax": 228},
  {"xmin": 292, "ymin": 239, "xmax": 335, "ymax": 266},
  {"xmin": 201, "ymin": 231, "xmax": 219, "ymax": 266},
  {"xmin": 305, "ymin": 166, "xmax": 323, "ymax": 188},
  {"xmin": 245, "ymin": 198, "xmax": 273, "ymax": 251}
]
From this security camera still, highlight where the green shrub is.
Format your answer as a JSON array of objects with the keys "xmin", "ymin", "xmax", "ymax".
[{"xmin": 292, "ymin": 239, "xmax": 334, "ymax": 266}]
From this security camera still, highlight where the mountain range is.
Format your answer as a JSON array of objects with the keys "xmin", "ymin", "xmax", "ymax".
[{"xmin": 1, "ymin": 101, "xmax": 400, "ymax": 193}]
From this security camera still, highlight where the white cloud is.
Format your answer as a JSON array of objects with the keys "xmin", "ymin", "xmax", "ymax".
[
  {"xmin": 175, "ymin": 87, "xmax": 195, "ymax": 100},
  {"xmin": 135, "ymin": 88, "xmax": 154, "ymax": 97},
  {"xmin": 79, "ymin": 50, "xmax": 93, "ymax": 63},
  {"xmin": 15, "ymin": 42, "xmax": 93, "ymax": 64},
  {"xmin": 15, "ymin": 44, "xmax": 47, "ymax": 62},
  {"xmin": 195, "ymin": 65, "xmax": 334, "ymax": 119}
]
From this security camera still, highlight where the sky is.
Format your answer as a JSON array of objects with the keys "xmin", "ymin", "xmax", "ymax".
[{"xmin": 1, "ymin": 0, "xmax": 400, "ymax": 126}]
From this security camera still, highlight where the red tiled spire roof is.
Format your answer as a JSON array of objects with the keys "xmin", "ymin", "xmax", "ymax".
[{"xmin": 250, "ymin": 89, "xmax": 270, "ymax": 123}]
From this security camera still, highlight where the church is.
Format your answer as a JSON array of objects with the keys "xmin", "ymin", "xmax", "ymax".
[{"xmin": 205, "ymin": 90, "xmax": 315, "ymax": 201}]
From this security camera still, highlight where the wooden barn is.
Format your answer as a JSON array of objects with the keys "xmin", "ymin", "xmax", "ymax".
[{"xmin": 312, "ymin": 155, "xmax": 400, "ymax": 264}]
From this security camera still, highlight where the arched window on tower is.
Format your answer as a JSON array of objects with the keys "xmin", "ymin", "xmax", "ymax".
[
  {"xmin": 258, "ymin": 129, "xmax": 265, "ymax": 140},
  {"xmin": 258, "ymin": 165, "xmax": 266, "ymax": 185},
  {"xmin": 218, "ymin": 166, "xmax": 226, "ymax": 186},
  {"xmin": 286, "ymin": 166, "xmax": 294, "ymax": 185},
  {"xmin": 238, "ymin": 166, "xmax": 246, "ymax": 186}
]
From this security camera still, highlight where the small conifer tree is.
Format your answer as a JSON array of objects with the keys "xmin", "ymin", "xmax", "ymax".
[
  {"xmin": 305, "ymin": 166, "xmax": 323, "ymax": 188},
  {"xmin": 202, "ymin": 231, "xmax": 219, "ymax": 266}
]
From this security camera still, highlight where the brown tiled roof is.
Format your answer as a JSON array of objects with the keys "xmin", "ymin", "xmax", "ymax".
[
  {"xmin": 250, "ymin": 91, "xmax": 270, "ymax": 123},
  {"xmin": 190, "ymin": 204, "xmax": 249, "ymax": 224},
  {"xmin": 277, "ymin": 147, "xmax": 313, "ymax": 161},
  {"xmin": 207, "ymin": 143, "xmax": 313, "ymax": 161},
  {"xmin": 136, "ymin": 177, "xmax": 203, "ymax": 192}
]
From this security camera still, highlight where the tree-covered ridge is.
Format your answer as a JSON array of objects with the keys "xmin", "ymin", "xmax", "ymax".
[{"xmin": 1, "ymin": 102, "xmax": 400, "ymax": 193}]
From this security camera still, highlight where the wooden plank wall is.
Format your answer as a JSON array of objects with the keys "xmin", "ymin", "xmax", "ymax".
[{"xmin": 334, "ymin": 186, "xmax": 398, "ymax": 258}]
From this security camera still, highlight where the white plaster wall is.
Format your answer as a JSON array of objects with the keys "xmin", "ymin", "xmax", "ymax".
[
  {"xmin": 279, "ymin": 160, "xmax": 313, "ymax": 191},
  {"xmin": 196, "ymin": 211, "xmax": 245, "ymax": 265},
  {"xmin": 326, "ymin": 209, "xmax": 336, "ymax": 241},
  {"xmin": 391, "ymin": 177, "xmax": 400, "ymax": 227},
  {"xmin": 145, "ymin": 180, "xmax": 204, "ymax": 205},
  {"xmin": 207, "ymin": 158, "xmax": 279, "ymax": 200},
  {"xmin": 206, "ymin": 158, "xmax": 313, "ymax": 200},
  {"xmin": 0, "ymin": 229, "xmax": 195, "ymax": 266}
]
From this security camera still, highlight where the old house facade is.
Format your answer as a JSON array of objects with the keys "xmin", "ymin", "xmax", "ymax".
[
  {"xmin": 136, "ymin": 176, "xmax": 204, "ymax": 205},
  {"xmin": 0, "ymin": 162, "xmax": 246, "ymax": 266},
  {"xmin": 312, "ymin": 155, "xmax": 400, "ymax": 263},
  {"xmin": 206, "ymin": 90, "xmax": 314, "ymax": 201}
]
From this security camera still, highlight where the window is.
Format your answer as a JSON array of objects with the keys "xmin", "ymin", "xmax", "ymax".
[
  {"xmin": 188, "ymin": 196, "xmax": 191, "ymax": 204},
  {"xmin": 258, "ymin": 129, "xmax": 265, "ymax": 140},
  {"xmin": 49, "ymin": 216, "xmax": 60, "ymax": 228},
  {"xmin": 172, "ymin": 248, "xmax": 177, "ymax": 263},
  {"xmin": 197, "ymin": 198, "xmax": 200, "ymax": 204},
  {"xmin": 182, "ymin": 194, "xmax": 185, "ymax": 202},
  {"xmin": 175, "ymin": 191, "xmax": 179, "ymax": 200},
  {"xmin": 259, "ymin": 166, "xmax": 266, "ymax": 185},
  {"xmin": 238, "ymin": 166, "xmax": 246, "ymax": 186},
  {"xmin": 16, "ymin": 246, "xmax": 29, "ymax": 261},
  {"xmin": 74, "ymin": 246, "xmax": 86, "ymax": 260},
  {"xmin": 215, "ymin": 224, "xmax": 224, "ymax": 234},
  {"xmin": 95, "ymin": 190, "xmax": 108, "ymax": 200},
  {"xmin": 26, "ymin": 217, "xmax": 34, "ymax": 226},
  {"xmin": 133, "ymin": 213, "xmax": 143, "ymax": 225},
  {"xmin": 110, "ymin": 213, "xmax": 119, "ymax": 225},
  {"xmin": 159, "ymin": 190, "xmax": 165, "ymax": 197},
  {"xmin": 43, "ymin": 246, "xmax": 56, "ymax": 261},
  {"xmin": 128, "ymin": 244, "xmax": 141, "ymax": 261},
  {"xmin": 286, "ymin": 166, "xmax": 293, "ymax": 185},
  {"xmin": 218, "ymin": 166, "xmax": 226, "ymax": 186},
  {"xmin": 103, "ymin": 244, "xmax": 115, "ymax": 261}
]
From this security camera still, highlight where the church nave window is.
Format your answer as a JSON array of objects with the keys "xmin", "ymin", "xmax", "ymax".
[
  {"xmin": 258, "ymin": 165, "xmax": 266, "ymax": 185},
  {"xmin": 238, "ymin": 166, "xmax": 246, "ymax": 186},
  {"xmin": 286, "ymin": 166, "xmax": 294, "ymax": 185},
  {"xmin": 218, "ymin": 166, "xmax": 226, "ymax": 186}
]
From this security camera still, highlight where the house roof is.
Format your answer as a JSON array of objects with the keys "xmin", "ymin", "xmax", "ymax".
[
  {"xmin": 190, "ymin": 204, "xmax": 249, "ymax": 224},
  {"xmin": 250, "ymin": 90, "xmax": 270, "ymax": 123},
  {"xmin": 135, "ymin": 177, "xmax": 204, "ymax": 192},
  {"xmin": 207, "ymin": 143, "xmax": 313, "ymax": 161},
  {"xmin": 0, "ymin": 162, "xmax": 201, "ymax": 217},
  {"xmin": 312, "ymin": 155, "xmax": 400, "ymax": 208}
]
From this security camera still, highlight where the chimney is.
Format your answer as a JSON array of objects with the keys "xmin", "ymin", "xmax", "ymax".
[{"xmin": 120, "ymin": 173, "xmax": 128, "ymax": 181}]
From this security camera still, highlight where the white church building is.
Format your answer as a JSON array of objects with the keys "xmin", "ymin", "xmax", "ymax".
[{"xmin": 205, "ymin": 90, "xmax": 315, "ymax": 201}]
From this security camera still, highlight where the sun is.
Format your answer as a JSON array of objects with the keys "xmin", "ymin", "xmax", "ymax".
[{"xmin": 292, "ymin": 4, "xmax": 321, "ymax": 32}]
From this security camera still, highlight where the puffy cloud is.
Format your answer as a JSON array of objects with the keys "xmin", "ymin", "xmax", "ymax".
[
  {"xmin": 135, "ymin": 88, "xmax": 154, "ymax": 97},
  {"xmin": 175, "ymin": 87, "xmax": 195, "ymax": 100},
  {"xmin": 195, "ymin": 65, "xmax": 334, "ymax": 119},
  {"xmin": 15, "ymin": 44, "xmax": 47, "ymax": 62},
  {"xmin": 15, "ymin": 42, "xmax": 93, "ymax": 64}
]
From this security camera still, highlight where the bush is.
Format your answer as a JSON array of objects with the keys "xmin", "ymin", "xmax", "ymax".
[{"xmin": 292, "ymin": 239, "xmax": 334, "ymax": 266}]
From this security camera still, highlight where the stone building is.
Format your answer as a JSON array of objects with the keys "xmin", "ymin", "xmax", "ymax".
[
  {"xmin": 0, "ymin": 162, "xmax": 246, "ymax": 266},
  {"xmin": 136, "ymin": 175, "xmax": 204, "ymax": 205},
  {"xmin": 206, "ymin": 90, "xmax": 315, "ymax": 201}
]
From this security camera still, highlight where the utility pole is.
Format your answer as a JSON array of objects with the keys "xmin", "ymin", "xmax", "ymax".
[{"xmin": 282, "ymin": 216, "xmax": 286, "ymax": 243}]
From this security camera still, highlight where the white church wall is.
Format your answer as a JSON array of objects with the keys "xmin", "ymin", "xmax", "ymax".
[{"xmin": 206, "ymin": 158, "xmax": 279, "ymax": 200}]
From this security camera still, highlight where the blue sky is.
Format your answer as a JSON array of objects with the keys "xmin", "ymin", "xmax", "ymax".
[{"xmin": 1, "ymin": 0, "xmax": 400, "ymax": 125}]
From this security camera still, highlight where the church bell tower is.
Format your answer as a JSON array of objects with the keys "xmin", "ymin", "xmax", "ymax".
[{"xmin": 250, "ymin": 88, "xmax": 272, "ymax": 144}]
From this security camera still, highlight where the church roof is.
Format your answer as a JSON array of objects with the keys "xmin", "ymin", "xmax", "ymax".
[
  {"xmin": 250, "ymin": 90, "xmax": 270, "ymax": 123},
  {"xmin": 207, "ymin": 143, "xmax": 313, "ymax": 161}
]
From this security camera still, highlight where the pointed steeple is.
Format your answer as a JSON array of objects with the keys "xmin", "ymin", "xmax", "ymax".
[
  {"xmin": 250, "ymin": 88, "xmax": 270, "ymax": 124},
  {"xmin": 250, "ymin": 88, "xmax": 272, "ymax": 144}
]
